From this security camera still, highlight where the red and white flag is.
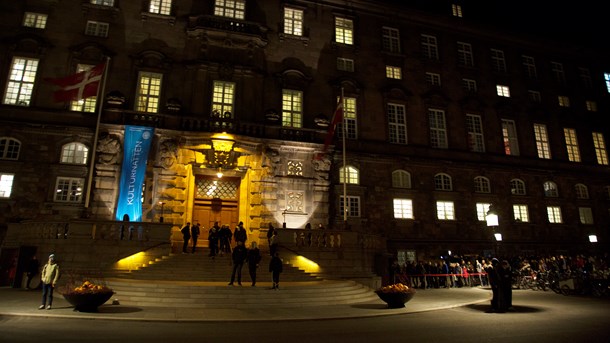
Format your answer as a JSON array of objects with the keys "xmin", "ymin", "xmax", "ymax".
[
  {"xmin": 46, "ymin": 62, "xmax": 106, "ymax": 102},
  {"xmin": 315, "ymin": 96, "xmax": 344, "ymax": 160}
]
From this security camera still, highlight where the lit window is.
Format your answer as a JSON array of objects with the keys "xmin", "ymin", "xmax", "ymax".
[
  {"xmin": 496, "ymin": 85, "xmax": 510, "ymax": 97},
  {"xmin": 476, "ymin": 203, "xmax": 491, "ymax": 221},
  {"xmin": 136, "ymin": 72, "xmax": 162, "ymax": 113},
  {"xmin": 547, "ymin": 206, "xmax": 562, "ymax": 223},
  {"xmin": 543, "ymin": 181, "xmax": 559, "ymax": 197},
  {"xmin": 3, "ymin": 57, "xmax": 38, "ymax": 106},
  {"xmin": 558, "ymin": 96, "xmax": 570, "ymax": 107},
  {"xmin": 428, "ymin": 109, "xmax": 447, "ymax": 149},
  {"xmin": 563, "ymin": 128, "xmax": 580, "ymax": 162},
  {"xmin": 510, "ymin": 179, "xmax": 526, "ymax": 195},
  {"xmin": 212, "ymin": 81, "xmax": 235, "ymax": 118},
  {"xmin": 457, "ymin": 42, "xmax": 474, "ymax": 67},
  {"xmin": 282, "ymin": 89, "xmax": 302, "ymax": 128},
  {"xmin": 502, "ymin": 119, "xmax": 519, "ymax": 156},
  {"xmin": 425, "ymin": 72, "xmax": 441, "ymax": 86},
  {"xmin": 466, "ymin": 114, "xmax": 485, "ymax": 152},
  {"xmin": 335, "ymin": 17, "xmax": 353, "ymax": 45},
  {"xmin": 579, "ymin": 207, "xmax": 594, "ymax": 224},
  {"xmin": 452, "ymin": 4, "xmax": 463, "ymax": 17},
  {"xmin": 534, "ymin": 123, "xmax": 551, "ymax": 159},
  {"xmin": 474, "ymin": 176, "xmax": 491, "ymax": 193},
  {"xmin": 421, "ymin": 34, "xmax": 439, "ymax": 60},
  {"xmin": 54, "ymin": 177, "xmax": 84, "ymax": 203},
  {"xmin": 551, "ymin": 62, "xmax": 566, "ymax": 85},
  {"xmin": 392, "ymin": 170, "xmax": 411, "ymax": 188},
  {"xmin": 90, "ymin": 0, "xmax": 114, "ymax": 6},
  {"xmin": 149, "ymin": 0, "xmax": 172, "ymax": 15},
  {"xmin": 513, "ymin": 204, "xmax": 529, "ymax": 223},
  {"xmin": 214, "ymin": 0, "xmax": 245, "ymax": 19},
  {"xmin": 575, "ymin": 184, "xmax": 589, "ymax": 199},
  {"xmin": 434, "ymin": 173, "xmax": 452, "ymax": 191},
  {"xmin": 592, "ymin": 132, "xmax": 608, "ymax": 165},
  {"xmin": 339, "ymin": 165, "xmax": 359, "ymax": 184},
  {"xmin": 23, "ymin": 12, "xmax": 48, "ymax": 29},
  {"xmin": 70, "ymin": 64, "xmax": 97, "ymax": 112},
  {"xmin": 0, "ymin": 173, "xmax": 14, "ymax": 198},
  {"xmin": 522, "ymin": 55, "xmax": 537, "ymax": 78},
  {"xmin": 85, "ymin": 21, "xmax": 109, "ymax": 37},
  {"xmin": 337, "ymin": 58, "xmax": 354, "ymax": 72},
  {"xmin": 388, "ymin": 103, "xmax": 407, "ymax": 144},
  {"xmin": 284, "ymin": 7, "xmax": 303, "ymax": 36},
  {"xmin": 393, "ymin": 199, "xmax": 413, "ymax": 219},
  {"xmin": 340, "ymin": 195, "xmax": 360, "ymax": 217},
  {"xmin": 436, "ymin": 201, "xmax": 455, "ymax": 220},
  {"xmin": 338, "ymin": 97, "xmax": 357, "ymax": 139},
  {"xmin": 61, "ymin": 143, "xmax": 89, "ymax": 165},
  {"xmin": 462, "ymin": 78, "xmax": 477, "ymax": 92},
  {"xmin": 0, "ymin": 137, "xmax": 21, "ymax": 160},
  {"xmin": 490, "ymin": 49, "xmax": 506, "ymax": 73},
  {"xmin": 528, "ymin": 90, "xmax": 541, "ymax": 103},
  {"xmin": 603, "ymin": 73, "xmax": 610, "ymax": 93},
  {"xmin": 586, "ymin": 101, "xmax": 597, "ymax": 112},
  {"xmin": 386, "ymin": 66, "xmax": 401, "ymax": 79},
  {"xmin": 382, "ymin": 27, "xmax": 400, "ymax": 53}
]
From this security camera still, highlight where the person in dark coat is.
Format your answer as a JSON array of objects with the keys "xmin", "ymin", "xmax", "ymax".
[
  {"xmin": 234, "ymin": 221, "xmax": 247, "ymax": 245},
  {"xmin": 191, "ymin": 222, "xmax": 200, "ymax": 253},
  {"xmin": 219, "ymin": 223, "xmax": 231, "ymax": 255},
  {"xmin": 247, "ymin": 242, "xmax": 262, "ymax": 286},
  {"xmin": 486, "ymin": 258, "xmax": 501, "ymax": 312},
  {"xmin": 208, "ymin": 225, "xmax": 219, "ymax": 258},
  {"xmin": 498, "ymin": 260, "xmax": 513, "ymax": 311},
  {"xmin": 269, "ymin": 252, "xmax": 283, "ymax": 290},
  {"xmin": 25, "ymin": 255, "xmax": 39, "ymax": 290},
  {"xmin": 180, "ymin": 222, "xmax": 191, "ymax": 254},
  {"xmin": 228, "ymin": 241, "xmax": 248, "ymax": 286}
]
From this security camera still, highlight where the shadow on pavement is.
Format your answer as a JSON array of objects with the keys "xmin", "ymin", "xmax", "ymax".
[
  {"xmin": 464, "ymin": 303, "xmax": 544, "ymax": 313},
  {"xmin": 96, "ymin": 306, "xmax": 144, "ymax": 314}
]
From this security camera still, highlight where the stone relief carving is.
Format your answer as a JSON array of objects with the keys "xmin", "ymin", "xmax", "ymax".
[
  {"xmin": 96, "ymin": 133, "xmax": 121, "ymax": 165},
  {"xmin": 312, "ymin": 156, "xmax": 331, "ymax": 171},
  {"xmin": 159, "ymin": 139, "xmax": 178, "ymax": 169}
]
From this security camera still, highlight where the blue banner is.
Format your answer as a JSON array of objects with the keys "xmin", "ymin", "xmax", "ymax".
[{"xmin": 115, "ymin": 125, "xmax": 154, "ymax": 222}]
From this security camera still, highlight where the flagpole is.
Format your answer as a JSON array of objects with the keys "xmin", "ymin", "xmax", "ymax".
[
  {"xmin": 341, "ymin": 87, "xmax": 348, "ymax": 228},
  {"xmin": 85, "ymin": 57, "xmax": 111, "ymax": 211}
]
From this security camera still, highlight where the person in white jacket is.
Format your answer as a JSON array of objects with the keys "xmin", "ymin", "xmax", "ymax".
[{"xmin": 39, "ymin": 254, "xmax": 60, "ymax": 310}]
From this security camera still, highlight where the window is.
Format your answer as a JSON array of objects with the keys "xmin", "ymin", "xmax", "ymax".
[
  {"xmin": 429, "ymin": 109, "xmax": 447, "ymax": 149},
  {"xmin": 434, "ymin": 173, "xmax": 452, "ymax": 191},
  {"xmin": 90, "ymin": 0, "xmax": 114, "ymax": 5},
  {"xmin": 543, "ymin": 181, "xmax": 559, "ymax": 197},
  {"xmin": 392, "ymin": 170, "xmax": 411, "ymax": 188},
  {"xmin": 3, "ymin": 57, "xmax": 39, "ymax": 106},
  {"xmin": 337, "ymin": 58, "xmax": 354, "ymax": 72},
  {"xmin": 425, "ymin": 72, "xmax": 441, "ymax": 86},
  {"xmin": 462, "ymin": 78, "xmax": 477, "ymax": 92},
  {"xmin": 490, "ymin": 49, "xmax": 506, "ymax": 73},
  {"xmin": 513, "ymin": 204, "xmax": 529, "ymax": 223},
  {"xmin": 340, "ymin": 195, "xmax": 360, "ymax": 217},
  {"xmin": 502, "ymin": 119, "xmax": 520, "ymax": 156},
  {"xmin": 604, "ymin": 73, "xmax": 610, "ymax": 93},
  {"xmin": 436, "ymin": 201, "xmax": 455, "ymax": 220},
  {"xmin": 214, "ymin": 0, "xmax": 245, "ymax": 19},
  {"xmin": 212, "ymin": 81, "xmax": 235, "ymax": 118},
  {"xmin": 592, "ymin": 132, "xmax": 608, "ymax": 165},
  {"xmin": 421, "ymin": 34, "xmax": 439, "ymax": 60},
  {"xmin": 0, "ymin": 138, "xmax": 21, "ymax": 160},
  {"xmin": 522, "ymin": 55, "xmax": 537, "ymax": 78},
  {"xmin": 546, "ymin": 206, "xmax": 562, "ymax": 223},
  {"xmin": 393, "ymin": 199, "xmax": 413, "ymax": 219},
  {"xmin": 551, "ymin": 62, "xmax": 566, "ymax": 85},
  {"xmin": 476, "ymin": 203, "xmax": 491, "ymax": 221},
  {"xmin": 579, "ymin": 67, "xmax": 592, "ymax": 89},
  {"xmin": 586, "ymin": 101, "xmax": 598, "ymax": 112},
  {"xmin": 452, "ymin": 4, "xmax": 463, "ymax": 17},
  {"xmin": 85, "ymin": 21, "xmax": 109, "ymax": 37},
  {"xmin": 382, "ymin": 27, "xmax": 400, "ymax": 53},
  {"xmin": 388, "ymin": 103, "xmax": 407, "ymax": 144},
  {"xmin": 386, "ymin": 66, "xmax": 401, "ymax": 79},
  {"xmin": 338, "ymin": 97, "xmax": 357, "ymax": 139},
  {"xmin": 457, "ymin": 42, "xmax": 474, "ymax": 67},
  {"xmin": 575, "ymin": 184, "xmax": 589, "ymax": 199},
  {"xmin": 54, "ymin": 177, "xmax": 84, "ymax": 203},
  {"xmin": 284, "ymin": 7, "xmax": 303, "ymax": 36},
  {"xmin": 496, "ymin": 85, "xmax": 510, "ymax": 97},
  {"xmin": 563, "ymin": 128, "xmax": 580, "ymax": 162},
  {"xmin": 61, "ymin": 143, "xmax": 89, "ymax": 165},
  {"xmin": 282, "ymin": 89, "xmax": 302, "ymax": 128},
  {"xmin": 474, "ymin": 176, "xmax": 491, "ymax": 193},
  {"xmin": 339, "ymin": 165, "xmax": 359, "ymax": 184},
  {"xmin": 579, "ymin": 207, "xmax": 594, "ymax": 224},
  {"xmin": 70, "ymin": 64, "xmax": 97, "ymax": 112},
  {"xmin": 149, "ymin": 0, "xmax": 172, "ymax": 15},
  {"xmin": 466, "ymin": 114, "xmax": 485, "ymax": 152},
  {"xmin": 136, "ymin": 72, "xmax": 162, "ymax": 113},
  {"xmin": 335, "ymin": 17, "xmax": 353, "ymax": 45},
  {"xmin": 510, "ymin": 179, "xmax": 526, "ymax": 195},
  {"xmin": 528, "ymin": 90, "xmax": 541, "ymax": 103},
  {"xmin": 23, "ymin": 12, "xmax": 48, "ymax": 29},
  {"xmin": 0, "ymin": 173, "xmax": 14, "ymax": 198},
  {"xmin": 558, "ymin": 96, "xmax": 570, "ymax": 107},
  {"xmin": 534, "ymin": 124, "xmax": 551, "ymax": 159}
]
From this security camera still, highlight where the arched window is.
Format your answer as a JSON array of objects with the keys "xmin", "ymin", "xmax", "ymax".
[
  {"xmin": 434, "ymin": 173, "xmax": 452, "ymax": 191},
  {"xmin": 60, "ymin": 142, "xmax": 89, "ymax": 165},
  {"xmin": 0, "ymin": 137, "xmax": 21, "ymax": 160},
  {"xmin": 543, "ymin": 181, "xmax": 559, "ymax": 197},
  {"xmin": 474, "ymin": 176, "xmax": 491, "ymax": 193},
  {"xmin": 392, "ymin": 170, "xmax": 411, "ymax": 188},
  {"xmin": 574, "ymin": 183, "xmax": 589, "ymax": 199},
  {"xmin": 339, "ymin": 165, "xmax": 359, "ymax": 184},
  {"xmin": 510, "ymin": 179, "xmax": 526, "ymax": 195}
]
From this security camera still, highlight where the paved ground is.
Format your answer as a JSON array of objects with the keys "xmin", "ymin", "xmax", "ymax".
[{"xmin": 0, "ymin": 285, "xmax": 491, "ymax": 322}]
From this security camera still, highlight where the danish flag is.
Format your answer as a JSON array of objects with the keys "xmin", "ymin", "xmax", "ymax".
[
  {"xmin": 314, "ymin": 96, "xmax": 344, "ymax": 160},
  {"xmin": 46, "ymin": 62, "xmax": 106, "ymax": 102}
]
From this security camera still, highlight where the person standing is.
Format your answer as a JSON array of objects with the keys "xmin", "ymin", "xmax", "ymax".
[
  {"xmin": 266, "ymin": 223, "xmax": 275, "ymax": 247},
  {"xmin": 191, "ymin": 222, "xmax": 201, "ymax": 253},
  {"xmin": 234, "ymin": 221, "xmax": 247, "ymax": 245},
  {"xmin": 208, "ymin": 224, "xmax": 219, "ymax": 258},
  {"xmin": 228, "ymin": 241, "xmax": 248, "ymax": 286},
  {"xmin": 39, "ymin": 254, "xmax": 60, "ymax": 310},
  {"xmin": 247, "ymin": 242, "xmax": 262, "ymax": 286},
  {"xmin": 486, "ymin": 258, "xmax": 500, "ymax": 312},
  {"xmin": 25, "ymin": 255, "xmax": 40, "ymax": 290},
  {"xmin": 180, "ymin": 222, "xmax": 191, "ymax": 254},
  {"xmin": 269, "ymin": 252, "xmax": 283, "ymax": 290},
  {"xmin": 498, "ymin": 260, "xmax": 513, "ymax": 311},
  {"xmin": 219, "ymin": 224, "xmax": 231, "ymax": 256}
]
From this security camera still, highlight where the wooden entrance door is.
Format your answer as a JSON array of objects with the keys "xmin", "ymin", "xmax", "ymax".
[{"xmin": 192, "ymin": 176, "xmax": 240, "ymax": 233}]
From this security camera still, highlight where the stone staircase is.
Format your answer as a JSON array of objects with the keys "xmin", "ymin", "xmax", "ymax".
[{"xmin": 105, "ymin": 248, "xmax": 379, "ymax": 308}]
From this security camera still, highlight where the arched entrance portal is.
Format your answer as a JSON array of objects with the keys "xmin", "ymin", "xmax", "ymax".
[{"xmin": 192, "ymin": 176, "xmax": 240, "ymax": 231}]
